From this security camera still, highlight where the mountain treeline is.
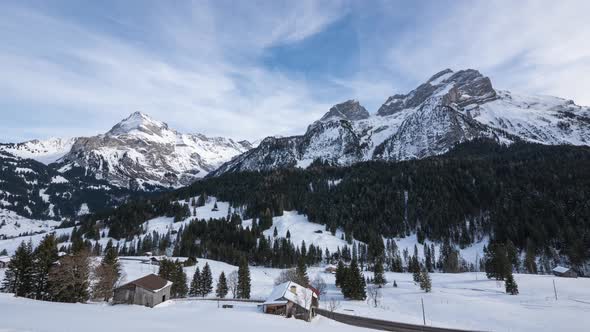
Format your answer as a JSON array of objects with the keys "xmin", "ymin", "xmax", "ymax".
[{"xmin": 79, "ymin": 139, "xmax": 590, "ymax": 268}]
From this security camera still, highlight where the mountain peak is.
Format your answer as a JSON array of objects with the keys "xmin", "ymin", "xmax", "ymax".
[
  {"xmin": 320, "ymin": 100, "xmax": 370, "ymax": 122},
  {"xmin": 377, "ymin": 68, "xmax": 495, "ymax": 116},
  {"xmin": 107, "ymin": 112, "xmax": 169, "ymax": 136}
]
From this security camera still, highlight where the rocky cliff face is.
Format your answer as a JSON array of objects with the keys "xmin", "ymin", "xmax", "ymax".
[
  {"xmin": 212, "ymin": 68, "xmax": 590, "ymax": 175},
  {"xmin": 37, "ymin": 112, "xmax": 250, "ymax": 189}
]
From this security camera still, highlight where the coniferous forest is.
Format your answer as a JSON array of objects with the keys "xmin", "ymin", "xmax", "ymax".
[{"xmin": 72, "ymin": 139, "xmax": 590, "ymax": 271}]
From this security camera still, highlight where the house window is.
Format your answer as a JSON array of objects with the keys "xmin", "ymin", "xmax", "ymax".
[
  {"xmin": 162, "ymin": 295, "xmax": 166, "ymax": 302},
  {"xmin": 290, "ymin": 285, "xmax": 297, "ymax": 294}
]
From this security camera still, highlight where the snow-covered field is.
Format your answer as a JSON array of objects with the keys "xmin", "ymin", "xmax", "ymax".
[
  {"xmin": 1, "ymin": 256, "xmax": 589, "ymax": 331},
  {"xmin": 89, "ymin": 258, "xmax": 590, "ymax": 332},
  {"xmin": 0, "ymin": 294, "xmax": 361, "ymax": 332},
  {"xmin": 1, "ymin": 200, "xmax": 589, "ymax": 331}
]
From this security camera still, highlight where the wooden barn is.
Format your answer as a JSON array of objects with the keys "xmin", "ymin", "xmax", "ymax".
[
  {"xmin": 261, "ymin": 281, "xmax": 319, "ymax": 321},
  {"xmin": 552, "ymin": 266, "xmax": 578, "ymax": 278},
  {"xmin": 113, "ymin": 274, "xmax": 172, "ymax": 308}
]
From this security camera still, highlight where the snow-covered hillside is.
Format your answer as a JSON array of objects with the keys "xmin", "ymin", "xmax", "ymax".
[
  {"xmin": 0, "ymin": 137, "xmax": 76, "ymax": 164},
  {"xmin": 212, "ymin": 68, "xmax": 590, "ymax": 175},
  {"xmin": 0, "ymin": 208, "xmax": 61, "ymax": 239}
]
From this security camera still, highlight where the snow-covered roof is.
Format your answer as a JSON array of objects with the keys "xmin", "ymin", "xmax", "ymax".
[
  {"xmin": 0, "ymin": 256, "xmax": 10, "ymax": 263},
  {"xmin": 263, "ymin": 281, "xmax": 317, "ymax": 310},
  {"xmin": 553, "ymin": 266, "xmax": 570, "ymax": 273}
]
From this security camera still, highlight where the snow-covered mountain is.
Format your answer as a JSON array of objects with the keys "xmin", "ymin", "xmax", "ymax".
[
  {"xmin": 55, "ymin": 112, "xmax": 252, "ymax": 189},
  {"xmin": 0, "ymin": 137, "xmax": 76, "ymax": 164},
  {"xmin": 0, "ymin": 149, "xmax": 128, "ymax": 221},
  {"xmin": 212, "ymin": 69, "xmax": 590, "ymax": 175}
]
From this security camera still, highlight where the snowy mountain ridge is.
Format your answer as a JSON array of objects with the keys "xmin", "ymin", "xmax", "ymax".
[
  {"xmin": 212, "ymin": 68, "xmax": 590, "ymax": 175},
  {"xmin": 0, "ymin": 137, "xmax": 77, "ymax": 164},
  {"xmin": 2, "ymin": 112, "xmax": 253, "ymax": 189}
]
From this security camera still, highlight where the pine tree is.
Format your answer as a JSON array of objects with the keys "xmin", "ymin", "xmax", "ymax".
[
  {"xmin": 295, "ymin": 258, "xmax": 309, "ymax": 286},
  {"xmin": 92, "ymin": 245, "xmax": 121, "ymax": 301},
  {"xmin": 172, "ymin": 261, "xmax": 188, "ymax": 298},
  {"xmin": 32, "ymin": 234, "xmax": 58, "ymax": 300},
  {"xmin": 373, "ymin": 258, "xmax": 387, "ymax": 287},
  {"xmin": 189, "ymin": 267, "xmax": 201, "ymax": 297},
  {"xmin": 1, "ymin": 241, "xmax": 34, "ymax": 297},
  {"xmin": 419, "ymin": 269, "xmax": 432, "ymax": 292},
  {"xmin": 237, "ymin": 258, "xmax": 251, "ymax": 299},
  {"xmin": 505, "ymin": 272, "xmax": 519, "ymax": 295},
  {"xmin": 335, "ymin": 260, "xmax": 345, "ymax": 287},
  {"xmin": 393, "ymin": 280, "xmax": 398, "ymax": 288},
  {"xmin": 286, "ymin": 230, "xmax": 291, "ymax": 239},
  {"xmin": 273, "ymin": 227, "xmax": 278, "ymax": 238},
  {"xmin": 216, "ymin": 271, "xmax": 228, "ymax": 298},
  {"xmin": 48, "ymin": 250, "xmax": 91, "ymax": 303},
  {"xmin": 484, "ymin": 243, "xmax": 511, "ymax": 280},
  {"xmin": 200, "ymin": 263, "xmax": 213, "ymax": 297}
]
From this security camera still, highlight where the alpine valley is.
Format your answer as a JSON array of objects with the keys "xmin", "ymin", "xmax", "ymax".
[{"xmin": 2, "ymin": 68, "xmax": 590, "ymax": 273}]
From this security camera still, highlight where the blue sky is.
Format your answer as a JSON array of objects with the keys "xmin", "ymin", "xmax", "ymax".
[{"xmin": 1, "ymin": 0, "xmax": 589, "ymax": 142}]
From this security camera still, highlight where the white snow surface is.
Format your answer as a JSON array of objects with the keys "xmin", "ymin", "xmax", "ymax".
[
  {"xmin": 3, "ymin": 257, "xmax": 588, "ymax": 332},
  {"xmin": 0, "ymin": 293, "xmax": 358, "ymax": 332},
  {"xmin": 0, "ymin": 208, "xmax": 61, "ymax": 239},
  {"xmin": 242, "ymin": 211, "xmax": 354, "ymax": 253},
  {"xmin": 0, "ymin": 137, "xmax": 76, "ymax": 164}
]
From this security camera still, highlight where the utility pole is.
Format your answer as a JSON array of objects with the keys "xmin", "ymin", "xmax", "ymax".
[
  {"xmin": 421, "ymin": 298, "xmax": 426, "ymax": 325},
  {"xmin": 553, "ymin": 279, "xmax": 558, "ymax": 300}
]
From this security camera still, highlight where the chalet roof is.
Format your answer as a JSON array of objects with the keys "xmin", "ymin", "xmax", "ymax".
[
  {"xmin": 553, "ymin": 266, "xmax": 570, "ymax": 273},
  {"xmin": 263, "ymin": 281, "xmax": 317, "ymax": 310},
  {"xmin": 0, "ymin": 256, "xmax": 10, "ymax": 263},
  {"xmin": 117, "ymin": 274, "xmax": 172, "ymax": 292}
]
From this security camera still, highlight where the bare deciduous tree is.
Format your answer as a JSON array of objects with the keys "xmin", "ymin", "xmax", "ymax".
[
  {"xmin": 327, "ymin": 297, "xmax": 340, "ymax": 312},
  {"xmin": 311, "ymin": 275, "xmax": 327, "ymax": 296},
  {"xmin": 274, "ymin": 268, "xmax": 299, "ymax": 285},
  {"xmin": 227, "ymin": 271, "xmax": 239, "ymax": 299},
  {"xmin": 367, "ymin": 285, "xmax": 382, "ymax": 308}
]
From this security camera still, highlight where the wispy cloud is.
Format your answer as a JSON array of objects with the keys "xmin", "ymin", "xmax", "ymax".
[
  {"xmin": 0, "ymin": 1, "xmax": 345, "ymax": 142},
  {"xmin": 387, "ymin": 0, "xmax": 590, "ymax": 104}
]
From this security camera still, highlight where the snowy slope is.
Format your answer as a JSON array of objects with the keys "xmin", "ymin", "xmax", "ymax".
[
  {"xmin": 56, "ymin": 112, "xmax": 252, "ymax": 188},
  {"xmin": 0, "ymin": 137, "xmax": 76, "ymax": 164},
  {"xmin": 213, "ymin": 68, "xmax": 590, "ymax": 175},
  {"xmin": 0, "ymin": 208, "xmax": 61, "ymax": 239},
  {"xmin": 1, "ymin": 256, "xmax": 588, "ymax": 332},
  {"xmin": 0, "ymin": 293, "xmax": 360, "ymax": 332},
  {"xmin": 242, "ymin": 211, "xmax": 354, "ymax": 253}
]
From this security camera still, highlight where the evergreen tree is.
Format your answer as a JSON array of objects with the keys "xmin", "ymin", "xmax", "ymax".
[
  {"xmin": 335, "ymin": 260, "xmax": 345, "ymax": 287},
  {"xmin": 342, "ymin": 259, "xmax": 366, "ymax": 300},
  {"xmin": 393, "ymin": 280, "xmax": 398, "ymax": 288},
  {"xmin": 189, "ymin": 267, "xmax": 201, "ymax": 296},
  {"xmin": 524, "ymin": 239, "xmax": 538, "ymax": 274},
  {"xmin": 484, "ymin": 243, "xmax": 511, "ymax": 280},
  {"xmin": 200, "ymin": 263, "xmax": 213, "ymax": 297},
  {"xmin": 160, "ymin": 259, "xmax": 188, "ymax": 298},
  {"xmin": 373, "ymin": 258, "xmax": 387, "ymax": 287},
  {"xmin": 32, "ymin": 234, "xmax": 58, "ymax": 300},
  {"xmin": 92, "ymin": 245, "xmax": 121, "ymax": 301},
  {"xmin": 419, "ymin": 269, "xmax": 432, "ymax": 292},
  {"xmin": 237, "ymin": 258, "xmax": 251, "ymax": 299},
  {"xmin": 505, "ymin": 272, "xmax": 519, "ymax": 295},
  {"xmin": 286, "ymin": 230, "xmax": 291, "ymax": 239},
  {"xmin": 216, "ymin": 271, "xmax": 228, "ymax": 298},
  {"xmin": 48, "ymin": 250, "xmax": 91, "ymax": 303},
  {"xmin": 295, "ymin": 258, "xmax": 309, "ymax": 286},
  {"xmin": 1, "ymin": 241, "xmax": 34, "ymax": 297}
]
